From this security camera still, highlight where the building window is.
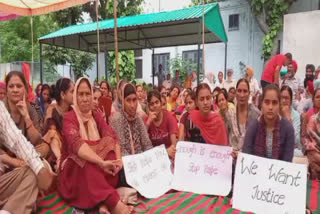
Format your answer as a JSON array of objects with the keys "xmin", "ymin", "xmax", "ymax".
[
  {"xmin": 154, "ymin": 53, "xmax": 170, "ymax": 75},
  {"xmin": 228, "ymin": 14, "xmax": 239, "ymax": 31},
  {"xmin": 182, "ymin": 50, "xmax": 203, "ymax": 73}
]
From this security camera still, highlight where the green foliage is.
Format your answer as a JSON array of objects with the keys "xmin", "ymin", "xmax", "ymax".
[
  {"xmin": 190, "ymin": 0, "xmax": 223, "ymax": 6},
  {"xmin": 0, "ymin": 0, "xmax": 143, "ymax": 82},
  {"xmin": 69, "ymin": 51, "xmax": 95, "ymax": 79},
  {"xmin": 250, "ymin": 0, "xmax": 294, "ymax": 59},
  {"xmin": 43, "ymin": 61, "xmax": 61, "ymax": 83},
  {"xmin": 51, "ymin": 6, "xmax": 84, "ymax": 26},
  {"xmin": 0, "ymin": 15, "xmax": 55, "ymax": 62},
  {"xmin": 107, "ymin": 51, "xmax": 136, "ymax": 86},
  {"xmin": 83, "ymin": 0, "xmax": 144, "ymax": 82},
  {"xmin": 45, "ymin": 8, "xmax": 95, "ymax": 78},
  {"xmin": 83, "ymin": 0, "xmax": 144, "ymax": 20},
  {"xmin": 168, "ymin": 55, "xmax": 197, "ymax": 83}
]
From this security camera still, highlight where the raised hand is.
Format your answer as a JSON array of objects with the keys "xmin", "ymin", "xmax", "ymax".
[
  {"xmin": 16, "ymin": 92, "xmax": 29, "ymax": 119},
  {"xmin": 167, "ymin": 146, "xmax": 176, "ymax": 159},
  {"xmin": 146, "ymin": 111, "xmax": 157, "ymax": 126}
]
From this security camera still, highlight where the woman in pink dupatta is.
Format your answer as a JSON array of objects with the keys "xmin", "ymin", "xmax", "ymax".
[{"xmin": 58, "ymin": 78, "xmax": 133, "ymax": 214}]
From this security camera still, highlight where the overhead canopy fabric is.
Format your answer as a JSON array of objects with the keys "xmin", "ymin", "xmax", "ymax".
[
  {"xmin": 39, "ymin": 3, "xmax": 228, "ymax": 53},
  {"xmin": 0, "ymin": 12, "xmax": 19, "ymax": 21},
  {"xmin": 0, "ymin": 0, "xmax": 91, "ymax": 16}
]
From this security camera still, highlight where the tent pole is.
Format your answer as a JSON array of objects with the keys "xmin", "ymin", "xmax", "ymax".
[
  {"xmin": 40, "ymin": 43, "xmax": 43, "ymax": 84},
  {"xmin": 197, "ymin": 19, "xmax": 201, "ymax": 86},
  {"xmin": 202, "ymin": 0, "xmax": 205, "ymax": 76},
  {"xmin": 30, "ymin": 16, "xmax": 34, "ymax": 86},
  {"xmin": 224, "ymin": 42, "xmax": 227, "ymax": 80},
  {"xmin": 104, "ymin": 31, "xmax": 108, "ymax": 81},
  {"xmin": 96, "ymin": 0, "xmax": 100, "ymax": 82},
  {"xmin": 105, "ymin": 50, "xmax": 108, "ymax": 81},
  {"xmin": 114, "ymin": 0, "xmax": 119, "ymax": 82},
  {"xmin": 152, "ymin": 49, "xmax": 155, "ymax": 86}
]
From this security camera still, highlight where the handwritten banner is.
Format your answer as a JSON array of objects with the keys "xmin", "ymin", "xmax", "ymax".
[
  {"xmin": 122, "ymin": 145, "xmax": 173, "ymax": 198},
  {"xmin": 172, "ymin": 141, "xmax": 232, "ymax": 196},
  {"xmin": 233, "ymin": 153, "xmax": 307, "ymax": 214}
]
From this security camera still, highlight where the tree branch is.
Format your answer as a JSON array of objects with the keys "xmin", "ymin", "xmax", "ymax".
[{"xmin": 247, "ymin": 0, "xmax": 269, "ymax": 35}]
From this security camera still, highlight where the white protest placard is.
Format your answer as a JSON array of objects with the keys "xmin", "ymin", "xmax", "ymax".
[
  {"xmin": 233, "ymin": 153, "xmax": 307, "ymax": 214},
  {"xmin": 172, "ymin": 141, "xmax": 232, "ymax": 196},
  {"xmin": 122, "ymin": 145, "xmax": 173, "ymax": 198}
]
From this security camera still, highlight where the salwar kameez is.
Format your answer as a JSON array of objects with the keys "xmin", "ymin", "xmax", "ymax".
[{"xmin": 58, "ymin": 109, "xmax": 121, "ymax": 211}]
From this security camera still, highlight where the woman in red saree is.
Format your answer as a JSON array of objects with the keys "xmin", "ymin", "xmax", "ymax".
[{"xmin": 58, "ymin": 77, "xmax": 133, "ymax": 214}]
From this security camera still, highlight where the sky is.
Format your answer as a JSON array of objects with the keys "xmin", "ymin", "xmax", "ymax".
[{"xmin": 142, "ymin": 0, "xmax": 192, "ymax": 13}]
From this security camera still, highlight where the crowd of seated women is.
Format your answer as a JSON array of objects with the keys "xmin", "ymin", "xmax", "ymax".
[{"xmin": 0, "ymin": 63, "xmax": 319, "ymax": 213}]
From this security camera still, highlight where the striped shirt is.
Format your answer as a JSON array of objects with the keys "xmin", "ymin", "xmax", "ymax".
[{"xmin": 0, "ymin": 101, "xmax": 43, "ymax": 175}]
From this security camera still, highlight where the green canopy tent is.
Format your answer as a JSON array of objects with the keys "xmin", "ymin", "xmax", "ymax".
[{"xmin": 39, "ymin": 3, "xmax": 228, "ymax": 84}]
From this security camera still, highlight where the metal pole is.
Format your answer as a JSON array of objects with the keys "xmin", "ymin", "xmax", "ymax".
[
  {"xmin": 30, "ymin": 16, "xmax": 34, "ymax": 86},
  {"xmin": 202, "ymin": 0, "xmax": 205, "ymax": 76},
  {"xmin": 96, "ymin": 53, "xmax": 98, "ymax": 81},
  {"xmin": 224, "ymin": 42, "xmax": 228, "ymax": 80},
  {"xmin": 114, "ymin": 0, "xmax": 119, "ymax": 82},
  {"xmin": 197, "ymin": 20, "xmax": 201, "ymax": 86},
  {"xmin": 152, "ymin": 49, "xmax": 155, "ymax": 86},
  {"xmin": 104, "ymin": 31, "xmax": 108, "ymax": 81},
  {"xmin": 105, "ymin": 50, "xmax": 108, "ymax": 81},
  {"xmin": 96, "ymin": 0, "xmax": 100, "ymax": 81},
  {"xmin": 40, "ymin": 43, "xmax": 43, "ymax": 84}
]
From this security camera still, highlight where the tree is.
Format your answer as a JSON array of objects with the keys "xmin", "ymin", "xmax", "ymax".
[
  {"xmin": 43, "ymin": 61, "xmax": 61, "ymax": 83},
  {"xmin": 107, "ymin": 51, "xmax": 135, "ymax": 86},
  {"xmin": 83, "ymin": 0, "xmax": 144, "ymax": 82},
  {"xmin": 248, "ymin": 0, "xmax": 295, "ymax": 60},
  {"xmin": 0, "ymin": 15, "xmax": 55, "ymax": 62},
  {"xmin": 190, "ymin": 0, "xmax": 223, "ymax": 6},
  {"xmin": 168, "ymin": 55, "xmax": 197, "ymax": 83},
  {"xmin": 44, "ymin": 7, "xmax": 95, "ymax": 79}
]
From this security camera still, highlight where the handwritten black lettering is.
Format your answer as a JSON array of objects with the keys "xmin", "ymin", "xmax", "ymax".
[
  {"xmin": 251, "ymin": 185, "xmax": 285, "ymax": 206},
  {"xmin": 268, "ymin": 164, "xmax": 302, "ymax": 187},
  {"xmin": 240, "ymin": 157, "xmax": 258, "ymax": 175},
  {"xmin": 142, "ymin": 170, "xmax": 157, "ymax": 184},
  {"xmin": 155, "ymin": 149, "xmax": 166, "ymax": 160},
  {"xmin": 127, "ymin": 161, "xmax": 138, "ymax": 173},
  {"xmin": 140, "ymin": 156, "xmax": 152, "ymax": 168}
]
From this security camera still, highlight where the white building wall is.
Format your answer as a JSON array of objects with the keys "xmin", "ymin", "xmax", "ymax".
[
  {"xmin": 141, "ymin": 0, "xmax": 265, "ymax": 84},
  {"xmin": 283, "ymin": 10, "xmax": 320, "ymax": 80},
  {"xmin": 84, "ymin": 0, "xmax": 319, "ymax": 84}
]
